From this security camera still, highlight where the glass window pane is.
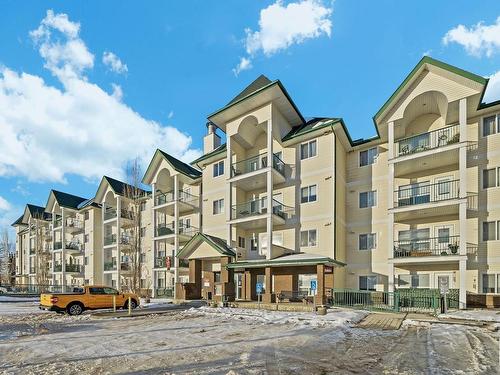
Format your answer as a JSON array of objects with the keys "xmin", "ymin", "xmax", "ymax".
[
  {"xmin": 483, "ymin": 168, "xmax": 496, "ymax": 189},
  {"xmin": 368, "ymin": 233, "xmax": 376, "ymax": 249},
  {"xmin": 309, "ymin": 185, "xmax": 317, "ymax": 201},
  {"xmin": 301, "ymin": 187, "xmax": 308, "ymax": 203},
  {"xmin": 359, "ymin": 234, "xmax": 367, "ymax": 250},
  {"xmin": 360, "ymin": 150, "xmax": 368, "ymax": 166},
  {"xmin": 438, "ymin": 228, "xmax": 450, "ymax": 243},
  {"xmin": 309, "ymin": 230, "xmax": 317, "ymax": 246},
  {"xmin": 483, "ymin": 116, "xmax": 496, "ymax": 136},
  {"xmin": 483, "ymin": 274, "xmax": 495, "ymax": 293},
  {"xmin": 309, "ymin": 140, "xmax": 317, "ymax": 157},
  {"xmin": 359, "ymin": 276, "xmax": 367, "ymax": 290},
  {"xmin": 483, "ymin": 221, "xmax": 496, "ymax": 241},
  {"xmin": 300, "ymin": 231, "xmax": 308, "ymax": 247},
  {"xmin": 300, "ymin": 144, "xmax": 308, "ymax": 159},
  {"xmin": 398, "ymin": 274, "xmax": 411, "ymax": 287},
  {"xmin": 367, "ymin": 276, "xmax": 377, "ymax": 291},
  {"xmin": 359, "ymin": 192, "xmax": 367, "ymax": 208}
]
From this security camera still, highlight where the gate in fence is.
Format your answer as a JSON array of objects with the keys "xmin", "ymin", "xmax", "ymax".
[{"xmin": 328, "ymin": 288, "xmax": 459, "ymax": 314}]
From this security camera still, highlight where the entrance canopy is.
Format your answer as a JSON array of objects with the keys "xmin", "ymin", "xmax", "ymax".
[
  {"xmin": 176, "ymin": 232, "xmax": 236, "ymax": 260},
  {"xmin": 227, "ymin": 252, "xmax": 345, "ymax": 269}
]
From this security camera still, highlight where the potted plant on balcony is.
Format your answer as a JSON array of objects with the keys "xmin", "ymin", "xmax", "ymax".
[{"xmin": 448, "ymin": 243, "xmax": 459, "ymax": 254}]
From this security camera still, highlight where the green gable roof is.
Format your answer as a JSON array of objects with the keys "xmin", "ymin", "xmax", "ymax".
[
  {"xmin": 52, "ymin": 190, "xmax": 88, "ymax": 210},
  {"xmin": 227, "ymin": 74, "xmax": 272, "ymax": 105},
  {"xmin": 176, "ymin": 232, "xmax": 236, "ymax": 259},
  {"xmin": 104, "ymin": 176, "xmax": 149, "ymax": 197},
  {"xmin": 26, "ymin": 204, "xmax": 52, "ymax": 221},
  {"xmin": 157, "ymin": 149, "xmax": 201, "ymax": 179},
  {"xmin": 11, "ymin": 215, "xmax": 25, "ymax": 226},
  {"xmin": 190, "ymin": 143, "xmax": 227, "ymax": 166}
]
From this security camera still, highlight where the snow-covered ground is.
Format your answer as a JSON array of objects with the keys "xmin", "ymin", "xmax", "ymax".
[
  {"xmin": 0, "ymin": 302, "xmax": 498, "ymax": 374},
  {"xmin": 440, "ymin": 309, "xmax": 500, "ymax": 323}
]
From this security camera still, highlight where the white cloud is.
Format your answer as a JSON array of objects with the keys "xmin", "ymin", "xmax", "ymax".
[
  {"xmin": 0, "ymin": 196, "xmax": 10, "ymax": 211},
  {"xmin": 102, "ymin": 51, "xmax": 128, "ymax": 74},
  {"xmin": 111, "ymin": 83, "xmax": 123, "ymax": 101},
  {"xmin": 483, "ymin": 71, "xmax": 500, "ymax": 103},
  {"xmin": 233, "ymin": 0, "xmax": 332, "ymax": 73},
  {"xmin": 443, "ymin": 17, "xmax": 500, "ymax": 57},
  {"xmin": 30, "ymin": 10, "xmax": 94, "ymax": 81},
  {"xmin": 0, "ymin": 10, "xmax": 201, "ymax": 183},
  {"xmin": 167, "ymin": 110, "xmax": 174, "ymax": 119},
  {"xmin": 232, "ymin": 57, "xmax": 252, "ymax": 76}
]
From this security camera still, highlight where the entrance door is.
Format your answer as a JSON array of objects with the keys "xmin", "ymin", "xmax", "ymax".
[
  {"xmin": 434, "ymin": 273, "xmax": 454, "ymax": 290},
  {"xmin": 234, "ymin": 273, "xmax": 243, "ymax": 300},
  {"xmin": 434, "ymin": 176, "xmax": 453, "ymax": 202},
  {"xmin": 435, "ymin": 225, "xmax": 454, "ymax": 254}
]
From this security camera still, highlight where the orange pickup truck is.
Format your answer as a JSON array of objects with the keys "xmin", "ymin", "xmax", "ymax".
[{"xmin": 40, "ymin": 285, "xmax": 139, "ymax": 315}]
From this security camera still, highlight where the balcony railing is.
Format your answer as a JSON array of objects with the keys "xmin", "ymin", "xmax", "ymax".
[
  {"xmin": 65, "ymin": 241, "xmax": 84, "ymax": 252},
  {"xmin": 394, "ymin": 180, "xmax": 459, "ymax": 208},
  {"xmin": 231, "ymin": 153, "xmax": 285, "ymax": 178},
  {"xmin": 179, "ymin": 190, "xmax": 199, "ymax": 206},
  {"xmin": 179, "ymin": 225, "xmax": 197, "ymax": 237},
  {"xmin": 155, "ymin": 223, "xmax": 175, "ymax": 237},
  {"xmin": 104, "ymin": 234, "xmax": 117, "ymax": 246},
  {"xmin": 155, "ymin": 256, "xmax": 170, "ymax": 268},
  {"xmin": 120, "ymin": 262, "xmax": 133, "ymax": 272},
  {"xmin": 395, "ymin": 124, "xmax": 460, "ymax": 157},
  {"xmin": 29, "ymin": 267, "xmax": 36, "ymax": 274},
  {"xmin": 66, "ymin": 219, "xmax": 83, "ymax": 231},
  {"xmin": 53, "ymin": 241, "xmax": 63, "ymax": 250},
  {"xmin": 104, "ymin": 207, "xmax": 117, "ymax": 221},
  {"xmin": 65, "ymin": 264, "xmax": 83, "ymax": 273},
  {"xmin": 54, "ymin": 263, "xmax": 62, "ymax": 272},
  {"xmin": 54, "ymin": 216, "xmax": 62, "ymax": 228},
  {"xmin": 104, "ymin": 261, "xmax": 117, "ymax": 271},
  {"xmin": 394, "ymin": 236, "xmax": 460, "ymax": 258},
  {"xmin": 155, "ymin": 190, "xmax": 175, "ymax": 206},
  {"xmin": 120, "ymin": 209, "xmax": 135, "ymax": 221},
  {"xmin": 231, "ymin": 198, "xmax": 288, "ymax": 220}
]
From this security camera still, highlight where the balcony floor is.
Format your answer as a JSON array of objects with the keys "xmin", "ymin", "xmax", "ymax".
[
  {"xmin": 228, "ymin": 213, "xmax": 285, "ymax": 230},
  {"xmin": 229, "ymin": 167, "xmax": 285, "ymax": 191},
  {"xmin": 392, "ymin": 198, "xmax": 464, "ymax": 223},
  {"xmin": 390, "ymin": 254, "xmax": 466, "ymax": 266}
]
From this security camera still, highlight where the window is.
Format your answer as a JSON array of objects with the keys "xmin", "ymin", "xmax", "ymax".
[
  {"xmin": 359, "ymin": 233, "xmax": 376, "ymax": 250},
  {"xmin": 103, "ymin": 287, "xmax": 118, "ymax": 295},
  {"xmin": 213, "ymin": 160, "xmax": 224, "ymax": 177},
  {"xmin": 140, "ymin": 201, "xmax": 146, "ymax": 211},
  {"xmin": 301, "ymin": 185, "xmax": 317, "ymax": 203},
  {"xmin": 84, "ymin": 234, "xmax": 89, "ymax": 243},
  {"xmin": 437, "ymin": 228, "xmax": 450, "ymax": 243},
  {"xmin": 256, "ymin": 274, "xmax": 266, "ymax": 293},
  {"xmin": 214, "ymin": 272, "xmax": 221, "ymax": 283},
  {"xmin": 238, "ymin": 236, "xmax": 246, "ymax": 248},
  {"xmin": 300, "ymin": 140, "xmax": 317, "ymax": 160},
  {"xmin": 483, "ymin": 168, "xmax": 498, "ymax": 189},
  {"xmin": 483, "ymin": 115, "xmax": 497, "ymax": 136},
  {"xmin": 482, "ymin": 274, "xmax": 496, "ymax": 293},
  {"xmin": 398, "ymin": 274, "xmax": 430, "ymax": 288},
  {"xmin": 140, "ymin": 227, "xmax": 146, "ymax": 237},
  {"xmin": 250, "ymin": 238, "xmax": 258, "ymax": 251},
  {"xmin": 359, "ymin": 276, "xmax": 377, "ymax": 291},
  {"xmin": 359, "ymin": 191, "xmax": 377, "ymax": 208},
  {"xmin": 359, "ymin": 147, "xmax": 378, "ymax": 167},
  {"xmin": 84, "ymin": 256, "xmax": 89, "ymax": 266},
  {"xmin": 213, "ymin": 199, "xmax": 224, "ymax": 214},
  {"xmin": 482, "ymin": 221, "xmax": 497, "ymax": 241},
  {"xmin": 259, "ymin": 233, "xmax": 284, "ymax": 255},
  {"xmin": 300, "ymin": 229, "xmax": 317, "ymax": 247},
  {"xmin": 298, "ymin": 274, "xmax": 318, "ymax": 296},
  {"xmin": 84, "ymin": 211, "xmax": 89, "ymax": 220}
]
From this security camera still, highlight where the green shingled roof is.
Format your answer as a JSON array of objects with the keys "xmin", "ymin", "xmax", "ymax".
[
  {"xmin": 176, "ymin": 232, "xmax": 236, "ymax": 259},
  {"xmin": 11, "ymin": 215, "xmax": 25, "ymax": 226},
  {"xmin": 104, "ymin": 176, "xmax": 149, "ymax": 197},
  {"xmin": 157, "ymin": 149, "xmax": 201, "ymax": 178},
  {"xmin": 227, "ymin": 75, "xmax": 272, "ymax": 105},
  {"xmin": 51, "ymin": 190, "xmax": 88, "ymax": 210},
  {"xmin": 26, "ymin": 204, "xmax": 52, "ymax": 221},
  {"xmin": 190, "ymin": 143, "xmax": 227, "ymax": 165}
]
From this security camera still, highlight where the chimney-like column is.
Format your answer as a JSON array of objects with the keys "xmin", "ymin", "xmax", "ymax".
[{"xmin": 203, "ymin": 122, "xmax": 221, "ymax": 154}]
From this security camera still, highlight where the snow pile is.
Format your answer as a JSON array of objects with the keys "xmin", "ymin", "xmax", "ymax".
[
  {"xmin": 0, "ymin": 296, "xmax": 40, "ymax": 302},
  {"xmin": 139, "ymin": 298, "xmax": 173, "ymax": 309},
  {"xmin": 182, "ymin": 306, "xmax": 367, "ymax": 328},
  {"xmin": 440, "ymin": 309, "xmax": 500, "ymax": 323}
]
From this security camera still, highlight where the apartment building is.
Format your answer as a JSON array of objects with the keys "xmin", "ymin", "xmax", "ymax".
[{"xmin": 12, "ymin": 57, "xmax": 500, "ymax": 308}]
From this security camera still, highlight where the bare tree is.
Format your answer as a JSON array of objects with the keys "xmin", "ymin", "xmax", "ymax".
[
  {"xmin": 0, "ymin": 228, "xmax": 11, "ymax": 285},
  {"xmin": 32, "ymin": 212, "xmax": 51, "ymax": 287},
  {"xmin": 123, "ymin": 158, "xmax": 145, "ymax": 294}
]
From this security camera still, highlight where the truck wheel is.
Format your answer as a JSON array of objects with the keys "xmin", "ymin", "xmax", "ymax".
[
  {"xmin": 67, "ymin": 303, "xmax": 84, "ymax": 316},
  {"xmin": 124, "ymin": 299, "xmax": 137, "ymax": 310}
]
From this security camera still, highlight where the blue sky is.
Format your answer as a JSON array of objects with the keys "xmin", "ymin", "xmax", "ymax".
[{"xmin": 1, "ymin": 0, "xmax": 500, "ymax": 233}]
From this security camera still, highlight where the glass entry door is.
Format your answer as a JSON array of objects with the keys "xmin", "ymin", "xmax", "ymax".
[{"xmin": 234, "ymin": 273, "xmax": 243, "ymax": 300}]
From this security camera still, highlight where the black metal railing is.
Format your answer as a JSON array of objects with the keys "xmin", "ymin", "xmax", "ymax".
[
  {"xmin": 154, "ymin": 256, "xmax": 170, "ymax": 268},
  {"xmin": 155, "ymin": 223, "xmax": 175, "ymax": 237},
  {"xmin": 104, "ymin": 234, "xmax": 117, "ymax": 246},
  {"xmin": 104, "ymin": 261, "xmax": 117, "ymax": 271},
  {"xmin": 120, "ymin": 262, "xmax": 133, "ymax": 272},
  {"xmin": 179, "ymin": 190, "xmax": 199, "ymax": 206},
  {"xmin": 395, "ymin": 124, "xmax": 460, "ymax": 157},
  {"xmin": 155, "ymin": 190, "xmax": 174, "ymax": 206},
  {"xmin": 395, "ymin": 179, "xmax": 459, "ymax": 207},
  {"xmin": 65, "ymin": 264, "xmax": 83, "ymax": 273},
  {"xmin": 104, "ymin": 207, "xmax": 117, "ymax": 221},
  {"xmin": 65, "ymin": 241, "xmax": 84, "ymax": 252},
  {"xmin": 120, "ymin": 209, "xmax": 135, "ymax": 221},
  {"xmin": 66, "ymin": 219, "xmax": 83, "ymax": 231},
  {"xmin": 394, "ymin": 235, "xmax": 460, "ymax": 258},
  {"xmin": 231, "ymin": 153, "xmax": 285, "ymax": 177},
  {"xmin": 179, "ymin": 225, "xmax": 197, "ymax": 237},
  {"xmin": 53, "ymin": 241, "xmax": 63, "ymax": 250},
  {"xmin": 231, "ymin": 198, "xmax": 288, "ymax": 220},
  {"xmin": 54, "ymin": 263, "xmax": 62, "ymax": 272}
]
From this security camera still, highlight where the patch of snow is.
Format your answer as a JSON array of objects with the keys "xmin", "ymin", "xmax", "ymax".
[
  {"xmin": 440, "ymin": 309, "xmax": 500, "ymax": 323},
  {"xmin": 0, "ymin": 296, "xmax": 40, "ymax": 302}
]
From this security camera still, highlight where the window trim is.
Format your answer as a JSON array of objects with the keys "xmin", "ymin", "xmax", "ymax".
[
  {"xmin": 482, "ymin": 114, "xmax": 499, "ymax": 138},
  {"xmin": 480, "ymin": 272, "xmax": 500, "ymax": 294},
  {"xmin": 213, "ymin": 160, "xmax": 225, "ymax": 178},
  {"xmin": 359, "ymin": 190, "xmax": 377, "ymax": 209},
  {"xmin": 300, "ymin": 139, "xmax": 318, "ymax": 160},
  {"xmin": 300, "ymin": 229, "xmax": 318, "ymax": 247},
  {"xmin": 359, "ymin": 147, "xmax": 378, "ymax": 167},
  {"xmin": 482, "ymin": 167, "xmax": 499, "ymax": 190},
  {"xmin": 300, "ymin": 184, "xmax": 318, "ymax": 204},
  {"xmin": 359, "ymin": 275, "xmax": 377, "ymax": 291},
  {"xmin": 482, "ymin": 220, "xmax": 499, "ymax": 242},
  {"xmin": 212, "ymin": 198, "xmax": 224, "ymax": 215},
  {"xmin": 358, "ymin": 233, "xmax": 377, "ymax": 251}
]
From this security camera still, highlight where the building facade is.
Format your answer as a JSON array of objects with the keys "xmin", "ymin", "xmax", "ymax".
[{"xmin": 12, "ymin": 57, "xmax": 500, "ymax": 307}]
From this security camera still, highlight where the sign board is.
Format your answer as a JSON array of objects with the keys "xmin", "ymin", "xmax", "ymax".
[
  {"xmin": 310, "ymin": 280, "xmax": 317, "ymax": 291},
  {"xmin": 212, "ymin": 263, "xmax": 221, "ymax": 272},
  {"xmin": 438, "ymin": 276, "xmax": 449, "ymax": 295},
  {"xmin": 325, "ymin": 266, "xmax": 333, "ymax": 274},
  {"xmin": 256, "ymin": 282, "xmax": 263, "ymax": 294}
]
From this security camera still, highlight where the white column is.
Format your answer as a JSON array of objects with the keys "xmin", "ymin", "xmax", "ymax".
[
  {"xmin": 52, "ymin": 213, "xmax": 56, "ymax": 285},
  {"xmin": 459, "ymin": 259, "xmax": 467, "ymax": 309},
  {"xmin": 116, "ymin": 196, "xmax": 121, "ymax": 290},
  {"xmin": 151, "ymin": 182, "xmax": 156, "ymax": 298},
  {"xmin": 388, "ymin": 162, "xmax": 395, "ymax": 293},
  {"xmin": 266, "ymin": 118, "xmax": 273, "ymax": 260},
  {"xmin": 174, "ymin": 175, "xmax": 180, "ymax": 291},
  {"xmin": 388, "ymin": 121, "xmax": 395, "ymax": 160},
  {"xmin": 226, "ymin": 136, "xmax": 232, "ymax": 246},
  {"xmin": 101, "ymin": 203, "xmax": 106, "ymax": 285},
  {"xmin": 61, "ymin": 208, "xmax": 66, "ymax": 289}
]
